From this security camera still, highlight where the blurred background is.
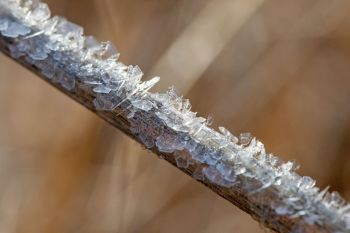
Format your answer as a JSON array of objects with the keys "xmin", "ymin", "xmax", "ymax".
[{"xmin": 1, "ymin": 0, "xmax": 350, "ymax": 232}]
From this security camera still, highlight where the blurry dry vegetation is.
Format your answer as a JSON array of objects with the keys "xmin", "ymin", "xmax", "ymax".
[{"xmin": 0, "ymin": 0, "xmax": 350, "ymax": 232}]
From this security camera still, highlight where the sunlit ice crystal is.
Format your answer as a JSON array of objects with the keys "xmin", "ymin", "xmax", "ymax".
[{"xmin": 1, "ymin": 21, "xmax": 31, "ymax": 38}]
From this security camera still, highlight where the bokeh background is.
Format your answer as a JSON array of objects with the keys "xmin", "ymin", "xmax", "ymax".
[{"xmin": 1, "ymin": 0, "xmax": 350, "ymax": 232}]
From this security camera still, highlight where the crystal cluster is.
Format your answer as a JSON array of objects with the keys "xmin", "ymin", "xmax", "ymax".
[{"xmin": 0, "ymin": 0, "xmax": 349, "ymax": 231}]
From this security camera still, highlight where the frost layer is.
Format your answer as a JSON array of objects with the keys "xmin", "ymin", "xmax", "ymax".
[{"xmin": 0, "ymin": 0, "xmax": 349, "ymax": 231}]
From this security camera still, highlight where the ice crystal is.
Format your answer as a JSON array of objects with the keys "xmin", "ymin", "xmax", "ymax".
[
  {"xmin": 174, "ymin": 151, "xmax": 189, "ymax": 169},
  {"xmin": 0, "ymin": 17, "xmax": 9, "ymax": 31},
  {"xmin": 1, "ymin": 0, "xmax": 349, "ymax": 231},
  {"xmin": 239, "ymin": 132, "xmax": 253, "ymax": 146},
  {"xmin": 1, "ymin": 21, "xmax": 30, "ymax": 37},
  {"xmin": 30, "ymin": 2, "xmax": 50, "ymax": 22}
]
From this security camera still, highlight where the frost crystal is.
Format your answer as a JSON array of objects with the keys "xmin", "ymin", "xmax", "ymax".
[
  {"xmin": 1, "ymin": 21, "xmax": 30, "ymax": 37},
  {"xmin": 239, "ymin": 132, "xmax": 253, "ymax": 146},
  {"xmin": 0, "ymin": 17, "xmax": 9, "ymax": 31},
  {"xmin": 1, "ymin": 0, "xmax": 349, "ymax": 231},
  {"xmin": 174, "ymin": 151, "xmax": 189, "ymax": 169}
]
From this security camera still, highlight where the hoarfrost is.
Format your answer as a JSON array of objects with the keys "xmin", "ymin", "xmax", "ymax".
[{"xmin": 0, "ymin": 0, "xmax": 349, "ymax": 231}]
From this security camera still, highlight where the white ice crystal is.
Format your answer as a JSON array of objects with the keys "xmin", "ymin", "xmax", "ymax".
[{"xmin": 0, "ymin": 0, "xmax": 349, "ymax": 231}]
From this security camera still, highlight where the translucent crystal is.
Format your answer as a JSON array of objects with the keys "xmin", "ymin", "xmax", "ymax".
[
  {"xmin": 190, "ymin": 144, "xmax": 208, "ymax": 163},
  {"xmin": 239, "ymin": 132, "xmax": 252, "ymax": 146},
  {"xmin": 233, "ymin": 164, "xmax": 246, "ymax": 175},
  {"xmin": 298, "ymin": 176, "xmax": 316, "ymax": 190},
  {"xmin": 193, "ymin": 167, "xmax": 204, "ymax": 181},
  {"xmin": 138, "ymin": 134, "xmax": 154, "ymax": 149},
  {"xmin": 84, "ymin": 36, "xmax": 99, "ymax": 49},
  {"xmin": 93, "ymin": 86, "xmax": 112, "ymax": 94},
  {"xmin": 138, "ymin": 76, "xmax": 160, "ymax": 94},
  {"xmin": 132, "ymin": 99, "xmax": 154, "ymax": 111},
  {"xmin": 203, "ymin": 166, "xmax": 234, "ymax": 188},
  {"xmin": 1, "ymin": 21, "xmax": 30, "ymax": 37},
  {"xmin": 30, "ymin": 2, "xmax": 51, "ymax": 22},
  {"xmin": 155, "ymin": 132, "xmax": 185, "ymax": 153},
  {"xmin": 324, "ymin": 192, "xmax": 346, "ymax": 208},
  {"xmin": 275, "ymin": 205, "xmax": 293, "ymax": 215},
  {"xmin": 26, "ymin": 39, "xmax": 50, "ymax": 60},
  {"xmin": 174, "ymin": 151, "xmax": 189, "ymax": 169},
  {"xmin": 41, "ymin": 65, "xmax": 55, "ymax": 79},
  {"xmin": 315, "ymin": 186, "xmax": 330, "ymax": 202},
  {"xmin": 43, "ymin": 16, "xmax": 60, "ymax": 34},
  {"xmin": 127, "ymin": 65, "xmax": 143, "ymax": 80},
  {"xmin": 216, "ymin": 162, "xmax": 236, "ymax": 182},
  {"xmin": 203, "ymin": 166, "xmax": 222, "ymax": 183},
  {"xmin": 54, "ymin": 17, "xmax": 84, "ymax": 49},
  {"xmin": 93, "ymin": 94, "xmax": 121, "ymax": 111},
  {"xmin": 9, "ymin": 44, "xmax": 25, "ymax": 58},
  {"xmin": 100, "ymin": 41, "xmax": 119, "ymax": 59},
  {"xmin": 219, "ymin": 126, "xmax": 238, "ymax": 144},
  {"xmin": 0, "ymin": 17, "xmax": 9, "ymax": 31},
  {"xmin": 86, "ymin": 40, "xmax": 119, "ymax": 60},
  {"xmin": 55, "ymin": 71, "xmax": 75, "ymax": 90}
]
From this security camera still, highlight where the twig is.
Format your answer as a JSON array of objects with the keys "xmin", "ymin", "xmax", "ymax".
[{"xmin": 0, "ymin": 1, "xmax": 349, "ymax": 232}]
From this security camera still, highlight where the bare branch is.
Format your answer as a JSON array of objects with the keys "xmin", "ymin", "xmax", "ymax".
[{"xmin": 0, "ymin": 1, "xmax": 349, "ymax": 232}]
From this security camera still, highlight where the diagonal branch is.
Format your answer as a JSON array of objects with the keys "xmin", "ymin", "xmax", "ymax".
[{"xmin": 0, "ymin": 1, "xmax": 349, "ymax": 232}]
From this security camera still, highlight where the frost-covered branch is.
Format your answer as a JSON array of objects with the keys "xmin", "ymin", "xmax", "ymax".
[{"xmin": 0, "ymin": 1, "xmax": 349, "ymax": 232}]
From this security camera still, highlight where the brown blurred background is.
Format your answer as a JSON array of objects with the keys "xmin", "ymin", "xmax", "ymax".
[{"xmin": 1, "ymin": 0, "xmax": 350, "ymax": 232}]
